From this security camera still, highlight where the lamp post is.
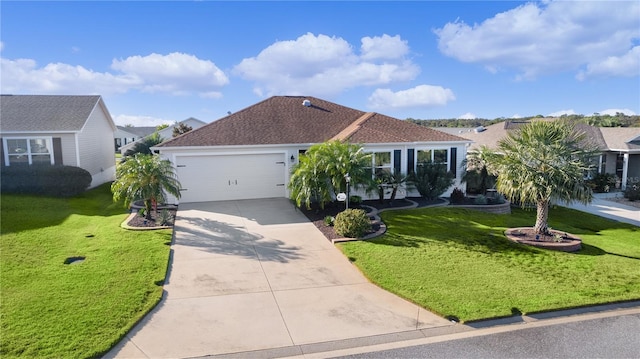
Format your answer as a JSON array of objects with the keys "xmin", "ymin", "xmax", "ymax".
[{"xmin": 345, "ymin": 173, "xmax": 351, "ymax": 210}]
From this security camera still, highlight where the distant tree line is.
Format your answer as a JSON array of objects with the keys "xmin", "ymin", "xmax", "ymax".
[{"xmin": 407, "ymin": 113, "xmax": 640, "ymax": 128}]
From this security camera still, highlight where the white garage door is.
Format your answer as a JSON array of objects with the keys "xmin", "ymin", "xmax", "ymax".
[{"xmin": 176, "ymin": 153, "xmax": 287, "ymax": 203}]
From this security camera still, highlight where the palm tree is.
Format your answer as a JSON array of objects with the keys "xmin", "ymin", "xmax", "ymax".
[
  {"xmin": 462, "ymin": 145, "xmax": 498, "ymax": 195},
  {"xmin": 314, "ymin": 140, "xmax": 371, "ymax": 194},
  {"xmin": 288, "ymin": 141, "xmax": 371, "ymax": 210},
  {"xmin": 111, "ymin": 154, "xmax": 182, "ymax": 220},
  {"xmin": 289, "ymin": 151, "xmax": 333, "ymax": 210},
  {"xmin": 494, "ymin": 121, "xmax": 598, "ymax": 234}
]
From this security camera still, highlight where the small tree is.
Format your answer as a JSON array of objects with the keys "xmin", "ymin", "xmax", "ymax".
[
  {"xmin": 494, "ymin": 121, "xmax": 597, "ymax": 234},
  {"xmin": 111, "ymin": 154, "xmax": 181, "ymax": 220},
  {"xmin": 409, "ymin": 162, "xmax": 455, "ymax": 200},
  {"xmin": 288, "ymin": 141, "xmax": 371, "ymax": 209},
  {"xmin": 289, "ymin": 151, "xmax": 332, "ymax": 210},
  {"xmin": 172, "ymin": 122, "xmax": 193, "ymax": 137},
  {"xmin": 462, "ymin": 145, "xmax": 498, "ymax": 195},
  {"xmin": 123, "ymin": 132, "xmax": 164, "ymax": 158}
]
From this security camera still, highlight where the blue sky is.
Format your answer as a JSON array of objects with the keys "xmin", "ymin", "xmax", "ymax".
[{"xmin": 2, "ymin": 1, "xmax": 639, "ymax": 126}]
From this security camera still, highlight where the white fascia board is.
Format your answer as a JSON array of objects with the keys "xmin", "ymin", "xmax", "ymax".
[{"xmin": 0, "ymin": 130, "xmax": 78, "ymax": 134}]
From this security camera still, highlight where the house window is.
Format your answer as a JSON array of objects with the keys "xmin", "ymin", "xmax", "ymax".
[
  {"xmin": 416, "ymin": 149, "xmax": 448, "ymax": 167},
  {"xmin": 366, "ymin": 151, "xmax": 392, "ymax": 179},
  {"xmin": 3, "ymin": 138, "xmax": 54, "ymax": 166}
]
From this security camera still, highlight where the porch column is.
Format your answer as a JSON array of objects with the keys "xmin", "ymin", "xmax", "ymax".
[{"xmin": 621, "ymin": 153, "xmax": 629, "ymax": 189}]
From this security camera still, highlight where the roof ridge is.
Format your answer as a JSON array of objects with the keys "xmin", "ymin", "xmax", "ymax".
[{"xmin": 330, "ymin": 112, "xmax": 375, "ymax": 141}]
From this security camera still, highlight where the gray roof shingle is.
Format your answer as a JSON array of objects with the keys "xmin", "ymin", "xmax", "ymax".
[
  {"xmin": 0, "ymin": 95, "xmax": 102, "ymax": 132},
  {"xmin": 158, "ymin": 96, "xmax": 468, "ymax": 147}
]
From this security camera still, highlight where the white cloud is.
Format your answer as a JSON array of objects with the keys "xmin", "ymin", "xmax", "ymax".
[
  {"xmin": 458, "ymin": 112, "xmax": 476, "ymax": 120},
  {"xmin": 0, "ymin": 58, "xmax": 138, "ymax": 95},
  {"xmin": 547, "ymin": 109, "xmax": 577, "ymax": 117},
  {"xmin": 0, "ymin": 42, "xmax": 4, "ymax": 52},
  {"xmin": 114, "ymin": 114, "xmax": 171, "ymax": 127},
  {"xmin": 368, "ymin": 85, "xmax": 455, "ymax": 109},
  {"xmin": 510, "ymin": 114, "xmax": 522, "ymax": 119},
  {"xmin": 598, "ymin": 108, "xmax": 637, "ymax": 116},
  {"xmin": 0, "ymin": 52, "xmax": 229, "ymax": 96},
  {"xmin": 234, "ymin": 32, "xmax": 420, "ymax": 97},
  {"xmin": 435, "ymin": 1, "xmax": 640, "ymax": 79},
  {"xmin": 111, "ymin": 52, "xmax": 229, "ymax": 95},
  {"xmin": 360, "ymin": 34, "xmax": 409, "ymax": 60},
  {"xmin": 577, "ymin": 46, "xmax": 640, "ymax": 80}
]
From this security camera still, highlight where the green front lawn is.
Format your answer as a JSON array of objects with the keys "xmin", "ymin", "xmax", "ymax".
[
  {"xmin": 339, "ymin": 206, "xmax": 640, "ymax": 322},
  {"xmin": 1, "ymin": 185, "xmax": 172, "ymax": 358}
]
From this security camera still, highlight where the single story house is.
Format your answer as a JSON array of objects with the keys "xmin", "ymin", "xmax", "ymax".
[
  {"xmin": 439, "ymin": 120, "xmax": 640, "ymax": 189},
  {"xmin": 117, "ymin": 117, "xmax": 207, "ymax": 155},
  {"xmin": 114, "ymin": 125, "xmax": 157, "ymax": 153},
  {"xmin": 0, "ymin": 94, "xmax": 117, "ymax": 188},
  {"xmin": 155, "ymin": 96, "xmax": 471, "ymax": 204}
]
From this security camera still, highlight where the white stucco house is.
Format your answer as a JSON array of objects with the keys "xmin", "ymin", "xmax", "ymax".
[
  {"xmin": 155, "ymin": 96, "xmax": 471, "ymax": 204},
  {"xmin": 117, "ymin": 117, "xmax": 206, "ymax": 155},
  {"xmin": 0, "ymin": 94, "xmax": 117, "ymax": 187},
  {"xmin": 114, "ymin": 125, "xmax": 156, "ymax": 153},
  {"xmin": 439, "ymin": 120, "xmax": 640, "ymax": 190}
]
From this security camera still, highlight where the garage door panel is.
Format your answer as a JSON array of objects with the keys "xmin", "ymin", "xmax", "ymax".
[{"xmin": 176, "ymin": 154, "xmax": 286, "ymax": 203}]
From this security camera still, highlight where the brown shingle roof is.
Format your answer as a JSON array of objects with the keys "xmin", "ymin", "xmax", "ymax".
[{"xmin": 158, "ymin": 96, "xmax": 468, "ymax": 147}]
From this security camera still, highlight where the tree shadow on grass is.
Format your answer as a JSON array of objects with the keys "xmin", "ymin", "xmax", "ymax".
[{"xmin": 369, "ymin": 206, "xmax": 638, "ymax": 258}]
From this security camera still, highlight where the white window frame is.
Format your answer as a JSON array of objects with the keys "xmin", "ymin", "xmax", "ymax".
[
  {"xmin": 366, "ymin": 150, "xmax": 394, "ymax": 179},
  {"xmin": 3, "ymin": 136, "xmax": 54, "ymax": 166},
  {"xmin": 416, "ymin": 148, "xmax": 449, "ymax": 168}
]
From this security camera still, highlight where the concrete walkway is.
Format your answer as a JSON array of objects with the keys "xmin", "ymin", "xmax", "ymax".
[
  {"xmin": 562, "ymin": 192, "xmax": 640, "ymax": 227},
  {"xmin": 105, "ymin": 199, "xmax": 452, "ymax": 359}
]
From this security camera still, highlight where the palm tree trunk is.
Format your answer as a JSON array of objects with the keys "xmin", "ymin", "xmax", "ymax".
[
  {"xmin": 144, "ymin": 199, "xmax": 153, "ymax": 220},
  {"xmin": 534, "ymin": 200, "xmax": 549, "ymax": 234}
]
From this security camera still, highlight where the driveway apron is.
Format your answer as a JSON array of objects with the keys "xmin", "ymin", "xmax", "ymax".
[{"xmin": 105, "ymin": 198, "xmax": 451, "ymax": 358}]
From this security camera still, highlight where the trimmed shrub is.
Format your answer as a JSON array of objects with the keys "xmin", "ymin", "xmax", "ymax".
[
  {"xmin": 624, "ymin": 178, "xmax": 640, "ymax": 201},
  {"xmin": 450, "ymin": 187, "xmax": 465, "ymax": 204},
  {"xmin": 334, "ymin": 208, "xmax": 371, "ymax": 238},
  {"xmin": 1, "ymin": 165, "xmax": 92, "ymax": 197},
  {"xmin": 474, "ymin": 195, "xmax": 488, "ymax": 205},
  {"xmin": 588, "ymin": 173, "xmax": 617, "ymax": 193}
]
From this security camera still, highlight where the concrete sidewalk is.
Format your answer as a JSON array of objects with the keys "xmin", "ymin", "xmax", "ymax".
[
  {"xmin": 562, "ymin": 192, "xmax": 640, "ymax": 227},
  {"xmin": 104, "ymin": 199, "xmax": 452, "ymax": 359}
]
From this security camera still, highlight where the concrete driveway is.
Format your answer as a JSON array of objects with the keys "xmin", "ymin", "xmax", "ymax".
[{"xmin": 106, "ymin": 198, "xmax": 452, "ymax": 358}]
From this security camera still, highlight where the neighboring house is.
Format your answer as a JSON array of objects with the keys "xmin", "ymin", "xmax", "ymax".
[
  {"xmin": 0, "ymin": 94, "xmax": 117, "ymax": 188},
  {"xmin": 114, "ymin": 125, "xmax": 156, "ymax": 153},
  {"xmin": 157, "ymin": 117, "xmax": 206, "ymax": 140},
  {"xmin": 117, "ymin": 118, "xmax": 206, "ymax": 155},
  {"xmin": 438, "ymin": 120, "xmax": 640, "ymax": 190},
  {"xmin": 155, "ymin": 96, "xmax": 471, "ymax": 204}
]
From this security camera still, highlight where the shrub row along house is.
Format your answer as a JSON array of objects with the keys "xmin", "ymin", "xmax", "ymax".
[
  {"xmin": 155, "ymin": 96, "xmax": 470, "ymax": 204},
  {"xmin": 0, "ymin": 95, "xmax": 117, "ymax": 188},
  {"xmin": 440, "ymin": 120, "xmax": 640, "ymax": 190}
]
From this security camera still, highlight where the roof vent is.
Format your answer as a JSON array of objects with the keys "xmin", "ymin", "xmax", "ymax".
[
  {"xmin": 302, "ymin": 99, "xmax": 311, "ymax": 107},
  {"xmin": 473, "ymin": 126, "xmax": 486, "ymax": 133}
]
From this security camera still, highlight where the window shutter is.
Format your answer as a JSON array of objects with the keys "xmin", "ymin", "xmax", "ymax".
[
  {"xmin": 0, "ymin": 138, "xmax": 5, "ymax": 166},
  {"xmin": 394, "ymin": 150, "xmax": 401, "ymax": 174},
  {"xmin": 450, "ymin": 147, "xmax": 457, "ymax": 178},
  {"xmin": 53, "ymin": 138, "xmax": 63, "ymax": 165},
  {"xmin": 407, "ymin": 148, "xmax": 415, "ymax": 174}
]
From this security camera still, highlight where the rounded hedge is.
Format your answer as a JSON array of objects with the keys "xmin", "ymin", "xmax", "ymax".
[
  {"xmin": 334, "ymin": 208, "xmax": 371, "ymax": 238},
  {"xmin": 1, "ymin": 165, "xmax": 92, "ymax": 197}
]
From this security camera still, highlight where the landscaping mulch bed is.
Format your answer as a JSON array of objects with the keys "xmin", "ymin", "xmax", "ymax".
[
  {"xmin": 505, "ymin": 227, "xmax": 582, "ymax": 252},
  {"xmin": 299, "ymin": 198, "xmax": 445, "ymax": 241},
  {"xmin": 127, "ymin": 208, "xmax": 177, "ymax": 228}
]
